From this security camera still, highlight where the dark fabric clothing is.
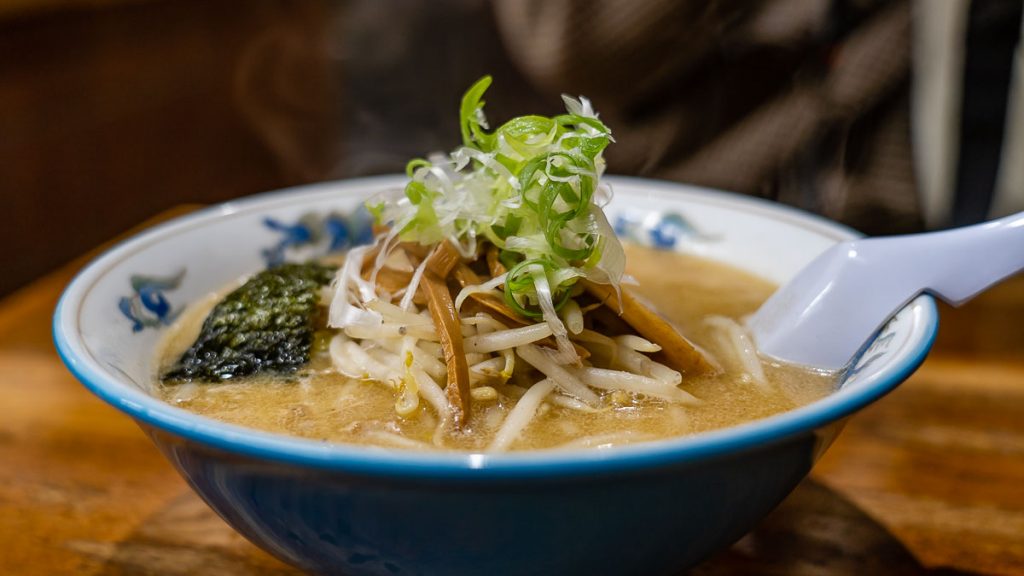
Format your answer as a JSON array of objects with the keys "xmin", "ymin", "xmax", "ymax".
[
  {"xmin": 495, "ymin": 0, "xmax": 924, "ymax": 234},
  {"xmin": 953, "ymin": 0, "xmax": 1024, "ymax": 227}
]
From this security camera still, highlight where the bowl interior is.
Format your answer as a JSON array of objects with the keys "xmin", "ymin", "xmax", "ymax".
[{"xmin": 54, "ymin": 175, "xmax": 937, "ymax": 476}]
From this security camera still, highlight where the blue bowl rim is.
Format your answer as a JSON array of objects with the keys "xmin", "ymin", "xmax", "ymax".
[{"xmin": 53, "ymin": 175, "xmax": 939, "ymax": 480}]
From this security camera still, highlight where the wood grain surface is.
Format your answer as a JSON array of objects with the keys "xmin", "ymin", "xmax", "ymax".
[{"xmin": 1, "ymin": 210, "xmax": 1021, "ymax": 575}]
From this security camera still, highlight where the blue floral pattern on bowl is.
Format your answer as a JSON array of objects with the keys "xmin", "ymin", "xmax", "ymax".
[
  {"xmin": 261, "ymin": 207, "xmax": 374, "ymax": 267},
  {"xmin": 117, "ymin": 206, "xmax": 372, "ymax": 334},
  {"xmin": 117, "ymin": 270, "xmax": 185, "ymax": 332},
  {"xmin": 846, "ymin": 320, "xmax": 898, "ymax": 379},
  {"xmin": 613, "ymin": 209, "xmax": 708, "ymax": 250}
]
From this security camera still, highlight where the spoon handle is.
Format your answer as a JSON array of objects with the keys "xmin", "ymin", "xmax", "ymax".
[{"xmin": 865, "ymin": 210, "xmax": 1024, "ymax": 306}]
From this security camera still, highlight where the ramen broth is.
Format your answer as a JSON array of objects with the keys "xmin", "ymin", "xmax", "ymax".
[{"xmin": 156, "ymin": 245, "xmax": 836, "ymax": 451}]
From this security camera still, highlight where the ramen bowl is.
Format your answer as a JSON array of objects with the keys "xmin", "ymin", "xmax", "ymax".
[{"xmin": 54, "ymin": 176, "xmax": 937, "ymax": 576}]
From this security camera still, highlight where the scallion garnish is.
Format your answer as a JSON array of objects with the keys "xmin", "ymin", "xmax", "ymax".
[{"xmin": 367, "ymin": 75, "xmax": 625, "ymax": 345}]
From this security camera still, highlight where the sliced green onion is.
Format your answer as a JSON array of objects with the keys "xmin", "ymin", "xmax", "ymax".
[
  {"xmin": 367, "ymin": 75, "xmax": 623, "ymax": 325},
  {"xmin": 503, "ymin": 259, "xmax": 574, "ymax": 319}
]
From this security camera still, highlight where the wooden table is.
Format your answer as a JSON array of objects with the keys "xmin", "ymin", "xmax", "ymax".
[{"xmin": 2, "ymin": 212, "xmax": 1022, "ymax": 575}]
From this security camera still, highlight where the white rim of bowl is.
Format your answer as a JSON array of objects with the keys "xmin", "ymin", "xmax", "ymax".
[{"xmin": 53, "ymin": 175, "xmax": 939, "ymax": 479}]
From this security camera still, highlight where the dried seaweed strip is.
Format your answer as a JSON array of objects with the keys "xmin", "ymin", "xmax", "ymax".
[{"xmin": 164, "ymin": 263, "xmax": 336, "ymax": 382}]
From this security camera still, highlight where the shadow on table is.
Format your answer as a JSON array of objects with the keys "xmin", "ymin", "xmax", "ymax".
[
  {"xmin": 77, "ymin": 479, "xmax": 974, "ymax": 575},
  {"xmin": 691, "ymin": 480, "xmax": 975, "ymax": 576}
]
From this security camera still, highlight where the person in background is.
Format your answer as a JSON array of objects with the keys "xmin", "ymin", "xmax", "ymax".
[
  {"xmin": 493, "ymin": 0, "xmax": 1024, "ymax": 234},
  {"xmin": 4, "ymin": 0, "xmax": 1020, "ymax": 297}
]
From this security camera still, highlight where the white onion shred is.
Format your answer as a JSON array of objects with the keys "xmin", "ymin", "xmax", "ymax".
[
  {"xmin": 489, "ymin": 378, "xmax": 556, "ymax": 452},
  {"xmin": 454, "ymin": 272, "xmax": 507, "ymax": 311},
  {"xmin": 515, "ymin": 344, "xmax": 598, "ymax": 405},
  {"xmin": 706, "ymin": 316, "xmax": 768, "ymax": 389},
  {"xmin": 399, "ymin": 250, "xmax": 431, "ymax": 311},
  {"xmin": 464, "ymin": 323, "xmax": 553, "ymax": 354},
  {"xmin": 554, "ymin": 431, "xmax": 655, "ymax": 450},
  {"xmin": 573, "ymin": 367, "xmax": 699, "ymax": 405},
  {"xmin": 615, "ymin": 334, "xmax": 660, "ymax": 353},
  {"xmin": 529, "ymin": 264, "xmax": 578, "ymax": 365},
  {"xmin": 561, "ymin": 298, "xmax": 584, "ymax": 335},
  {"xmin": 328, "ymin": 245, "xmax": 383, "ymax": 329}
]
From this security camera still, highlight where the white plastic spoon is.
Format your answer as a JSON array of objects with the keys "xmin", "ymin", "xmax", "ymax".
[{"xmin": 748, "ymin": 211, "xmax": 1024, "ymax": 371}]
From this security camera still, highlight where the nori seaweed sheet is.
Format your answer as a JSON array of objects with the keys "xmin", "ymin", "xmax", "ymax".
[{"xmin": 163, "ymin": 263, "xmax": 336, "ymax": 382}]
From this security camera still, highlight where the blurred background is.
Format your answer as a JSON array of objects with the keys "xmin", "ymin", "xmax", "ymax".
[{"xmin": 2, "ymin": 0, "xmax": 1022, "ymax": 298}]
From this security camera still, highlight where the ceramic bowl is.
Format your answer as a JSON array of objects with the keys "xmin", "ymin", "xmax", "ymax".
[{"xmin": 54, "ymin": 176, "xmax": 938, "ymax": 576}]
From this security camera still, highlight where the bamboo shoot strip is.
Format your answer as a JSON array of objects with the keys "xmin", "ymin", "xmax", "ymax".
[
  {"xmin": 426, "ymin": 240, "xmax": 464, "ymax": 278},
  {"xmin": 367, "ymin": 267, "xmax": 425, "ymax": 305},
  {"xmin": 421, "ymin": 272, "xmax": 472, "ymax": 426},
  {"xmin": 486, "ymin": 245, "xmax": 507, "ymax": 278},
  {"xmin": 582, "ymin": 280, "xmax": 714, "ymax": 376}
]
